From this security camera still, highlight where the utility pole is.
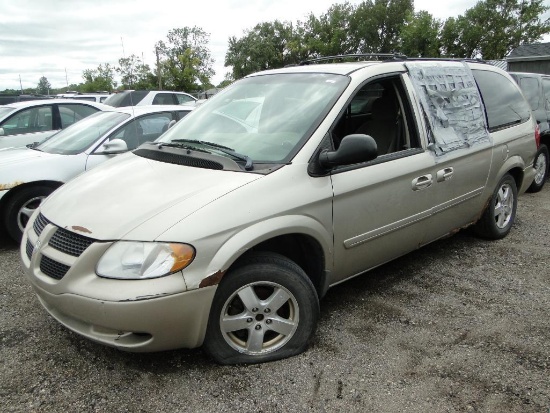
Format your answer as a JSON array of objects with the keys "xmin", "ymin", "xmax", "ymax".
[{"xmin": 156, "ymin": 46, "xmax": 162, "ymax": 90}]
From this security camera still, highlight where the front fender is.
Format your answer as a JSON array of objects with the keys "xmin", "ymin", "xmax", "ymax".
[{"xmin": 184, "ymin": 214, "xmax": 333, "ymax": 290}]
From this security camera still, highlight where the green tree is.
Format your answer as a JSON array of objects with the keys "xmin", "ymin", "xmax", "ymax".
[
  {"xmin": 156, "ymin": 27, "xmax": 214, "ymax": 92},
  {"xmin": 303, "ymin": 3, "xmax": 356, "ymax": 57},
  {"xmin": 225, "ymin": 20, "xmax": 305, "ymax": 79},
  {"xmin": 400, "ymin": 11, "xmax": 442, "ymax": 57},
  {"xmin": 350, "ymin": 0, "xmax": 414, "ymax": 53},
  {"xmin": 36, "ymin": 76, "xmax": 51, "ymax": 95},
  {"xmin": 117, "ymin": 54, "xmax": 155, "ymax": 89},
  {"xmin": 82, "ymin": 63, "xmax": 116, "ymax": 92},
  {"xmin": 441, "ymin": 0, "xmax": 550, "ymax": 59}
]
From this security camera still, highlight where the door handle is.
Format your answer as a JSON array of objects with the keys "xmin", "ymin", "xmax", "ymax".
[
  {"xmin": 412, "ymin": 174, "xmax": 433, "ymax": 190},
  {"xmin": 436, "ymin": 167, "xmax": 454, "ymax": 182}
]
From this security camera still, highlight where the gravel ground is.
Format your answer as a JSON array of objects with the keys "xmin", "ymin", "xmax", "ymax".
[{"xmin": 1, "ymin": 186, "xmax": 549, "ymax": 413}]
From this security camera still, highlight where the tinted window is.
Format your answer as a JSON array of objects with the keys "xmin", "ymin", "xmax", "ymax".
[
  {"xmin": 473, "ymin": 70, "xmax": 531, "ymax": 131},
  {"xmin": 176, "ymin": 94, "xmax": 195, "ymax": 104},
  {"xmin": 152, "ymin": 93, "xmax": 176, "ymax": 105},
  {"xmin": 110, "ymin": 112, "xmax": 177, "ymax": 149},
  {"xmin": 0, "ymin": 105, "xmax": 53, "ymax": 135},
  {"xmin": 518, "ymin": 77, "xmax": 540, "ymax": 110},
  {"xmin": 103, "ymin": 91, "xmax": 148, "ymax": 107},
  {"xmin": 58, "ymin": 104, "xmax": 99, "ymax": 128}
]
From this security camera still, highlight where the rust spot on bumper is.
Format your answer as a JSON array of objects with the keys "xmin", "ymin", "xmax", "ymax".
[
  {"xmin": 71, "ymin": 226, "xmax": 92, "ymax": 234},
  {"xmin": 199, "ymin": 270, "xmax": 225, "ymax": 288}
]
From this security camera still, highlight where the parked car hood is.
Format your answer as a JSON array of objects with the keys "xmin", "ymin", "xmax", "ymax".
[
  {"xmin": 40, "ymin": 152, "xmax": 262, "ymax": 240},
  {"xmin": 0, "ymin": 148, "xmax": 77, "ymax": 190},
  {"xmin": 0, "ymin": 147, "xmax": 45, "ymax": 167}
]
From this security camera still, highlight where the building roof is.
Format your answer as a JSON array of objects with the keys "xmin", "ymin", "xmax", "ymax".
[{"xmin": 508, "ymin": 42, "xmax": 550, "ymax": 61}]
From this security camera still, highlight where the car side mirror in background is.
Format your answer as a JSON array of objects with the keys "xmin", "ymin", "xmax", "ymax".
[
  {"xmin": 0, "ymin": 127, "xmax": 4, "ymax": 136},
  {"xmin": 319, "ymin": 134, "xmax": 378, "ymax": 169},
  {"xmin": 95, "ymin": 138, "xmax": 128, "ymax": 155},
  {"xmin": 167, "ymin": 119, "xmax": 177, "ymax": 129}
]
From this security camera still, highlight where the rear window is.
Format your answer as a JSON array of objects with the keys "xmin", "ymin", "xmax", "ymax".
[
  {"xmin": 104, "ymin": 91, "xmax": 148, "ymax": 107},
  {"xmin": 472, "ymin": 70, "xmax": 531, "ymax": 131}
]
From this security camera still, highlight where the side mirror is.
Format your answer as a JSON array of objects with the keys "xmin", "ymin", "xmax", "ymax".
[
  {"xmin": 96, "ymin": 138, "xmax": 128, "ymax": 155},
  {"xmin": 167, "ymin": 119, "xmax": 177, "ymax": 129},
  {"xmin": 319, "ymin": 134, "xmax": 378, "ymax": 168},
  {"xmin": 0, "ymin": 127, "xmax": 4, "ymax": 136}
]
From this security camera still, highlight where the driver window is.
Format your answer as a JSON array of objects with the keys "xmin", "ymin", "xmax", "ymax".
[{"xmin": 331, "ymin": 76, "xmax": 418, "ymax": 157}]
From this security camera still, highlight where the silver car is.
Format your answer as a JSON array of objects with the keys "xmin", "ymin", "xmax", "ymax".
[
  {"xmin": 1, "ymin": 105, "xmax": 192, "ymax": 242},
  {"xmin": 20, "ymin": 58, "xmax": 537, "ymax": 364}
]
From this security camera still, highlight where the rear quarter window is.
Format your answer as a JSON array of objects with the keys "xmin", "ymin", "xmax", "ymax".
[
  {"xmin": 518, "ymin": 77, "xmax": 540, "ymax": 110},
  {"xmin": 472, "ymin": 70, "xmax": 531, "ymax": 131}
]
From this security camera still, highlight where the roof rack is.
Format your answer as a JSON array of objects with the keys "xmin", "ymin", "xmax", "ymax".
[
  {"xmin": 299, "ymin": 53, "xmax": 407, "ymax": 65},
  {"xmin": 296, "ymin": 54, "xmax": 489, "ymax": 66}
]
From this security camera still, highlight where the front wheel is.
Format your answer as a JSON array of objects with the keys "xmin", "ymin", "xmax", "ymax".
[
  {"xmin": 4, "ymin": 186, "xmax": 54, "ymax": 243},
  {"xmin": 527, "ymin": 144, "xmax": 548, "ymax": 193},
  {"xmin": 203, "ymin": 252, "xmax": 319, "ymax": 364},
  {"xmin": 474, "ymin": 174, "xmax": 517, "ymax": 240}
]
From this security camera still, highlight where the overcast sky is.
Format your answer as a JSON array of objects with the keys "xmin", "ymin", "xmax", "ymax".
[{"xmin": 0, "ymin": 0, "xmax": 547, "ymax": 91}]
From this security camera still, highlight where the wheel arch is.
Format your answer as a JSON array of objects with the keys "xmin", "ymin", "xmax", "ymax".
[
  {"xmin": 195, "ymin": 215, "xmax": 333, "ymax": 299},
  {"xmin": 0, "ymin": 180, "xmax": 64, "ymax": 218}
]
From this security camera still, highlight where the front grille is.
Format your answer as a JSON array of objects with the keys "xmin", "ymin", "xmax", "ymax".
[
  {"xmin": 49, "ymin": 227, "xmax": 95, "ymax": 257},
  {"xmin": 33, "ymin": 213, "xmax": 50, "ymax": 236},
  {"xmin": 40, "ymin": 256, "xmax": 70, "ymax": 280},
  {"xmin": 25, "ymin": 239, "xmax": 33, "ymax": 259}
]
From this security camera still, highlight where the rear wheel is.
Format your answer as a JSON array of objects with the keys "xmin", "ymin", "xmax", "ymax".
[
  {"xmin": 203, "ymin": 252, "xmax": 319, "ymax": 364},
  {"xmin": 527, "ymin": 144, "xmax": 548, "ymax": 193},
  {"xmin": 4, "ymin": 186, "xmax": 54, "ymax": 243},
  {"xmin": 474, "ymin": 174, "xmax": 517, "ymax": 240}
]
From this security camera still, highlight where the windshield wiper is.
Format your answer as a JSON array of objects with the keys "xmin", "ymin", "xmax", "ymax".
[
  {"xmin": 156, "ymin": 141, "xmax": 209, "ymax": 154},
  {"xmin": 171, "ymin": 139, "xmax": 253, "ymax": 171}
]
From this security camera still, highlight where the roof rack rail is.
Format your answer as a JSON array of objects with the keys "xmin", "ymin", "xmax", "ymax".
[
  {"xmin": 406, "ymin": 57, "xmax": 488, "ymax": 64},
  {"xmin": 299, "ymin": 53, "xmax": 407, "ymax": 65}
]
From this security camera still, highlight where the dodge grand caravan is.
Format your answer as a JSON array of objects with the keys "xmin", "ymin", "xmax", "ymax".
[{"xmin": 21, "ymin": 57, "xmax": 537, "ymax": 364}]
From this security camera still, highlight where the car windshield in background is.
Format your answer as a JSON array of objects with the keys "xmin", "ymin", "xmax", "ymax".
[
  {"xmin": 158, "ymin": 73, "xmax": 349, "ymax": 164},
  {"xmin": 36, "ymin": 111, "xmax": 130, "ymax": 155}
]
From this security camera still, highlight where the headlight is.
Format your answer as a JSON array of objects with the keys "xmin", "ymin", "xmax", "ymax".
[{"xmin": 96, "ymin": 241, "xmax": 195, "ymax": 280}]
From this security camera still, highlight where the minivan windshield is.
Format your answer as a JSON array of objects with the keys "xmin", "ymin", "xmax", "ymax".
[
  {"xmin": 157, "ymin": 73, "xmax": 348, "ymax": 164},
  {"xmin": 36, "ymin": 111, "xmax": 130, "ymax": 155}
]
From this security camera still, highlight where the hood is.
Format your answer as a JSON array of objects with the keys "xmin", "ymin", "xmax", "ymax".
[
  {"xmin": 0, "ymin": 148, "xmax": 71, "ymax": 190},
  {"xmin": 40, "ymin": 152, "xmax": 262, "ymax": 240},
  {"xmin": 0, "ymin": 147, "xmax": 45, "ymax": 167}
]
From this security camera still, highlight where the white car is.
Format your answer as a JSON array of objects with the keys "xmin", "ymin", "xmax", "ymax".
[
  {"xmin": 104, "ymin": 90, "xmax": 196, "ymax": 107},
  {"xmin": 0, "ymin": 99, "xmax": 110, "ymax": 149},
  {"xmin": 0, "ymin": 105, "xmax": 193, "ymax": 242}
]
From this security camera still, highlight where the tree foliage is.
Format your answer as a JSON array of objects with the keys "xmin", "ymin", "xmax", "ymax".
[
  {"xmin": 225, "ymin": 21, "xmax": 305, "ymax": 79},
  {"xmin": 82, "ymin": 64, "xmax": 116, "ymax": 92},
  {"xmin": 442, "ymin": 0, "xmax": 550, "ymax": 59},
  {"xmin": 117, "ymin": 54, "xmax": 156, "ymax": 90},
  {"xmin": 155, "ymin": 27, "xmax": 215, "ymax": 92},
  {"xmin": 36, "ymin": 76, "xmax": 51, "ymax": 95},
  {"xmin": 400, "ymin": 11, "xmax": 442, "ymax": 57}
]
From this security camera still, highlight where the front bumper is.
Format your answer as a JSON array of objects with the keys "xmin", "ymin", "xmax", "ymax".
[{"xmin": 20, "ymin": 212, "xmax": 216, "ymax": 352}]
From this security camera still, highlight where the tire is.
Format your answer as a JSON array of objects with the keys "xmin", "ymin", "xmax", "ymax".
[
  {"xmin": 4, "ymin": 186, "xmax": 54, "ymax": 243},
  {"xmin": 203, "ymin": 252, "xmax": 319, "ymax": 365},
  {"xmin": 527, "ymin": 144, "xmax": 549, "ymax": 193},
  {"xmin": 474, "ymin": 173, "xmax": 517, "ymax": 240}
]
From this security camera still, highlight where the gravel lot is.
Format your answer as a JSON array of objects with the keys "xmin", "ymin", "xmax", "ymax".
[{"xmin": 1, "ymin": 186, "xmax": 549, "ymax": 413}]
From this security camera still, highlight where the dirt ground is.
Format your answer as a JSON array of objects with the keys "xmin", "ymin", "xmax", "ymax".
[{"xmin": 1, "ymin": 185, "xmax": 549, "ymax": 412}]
